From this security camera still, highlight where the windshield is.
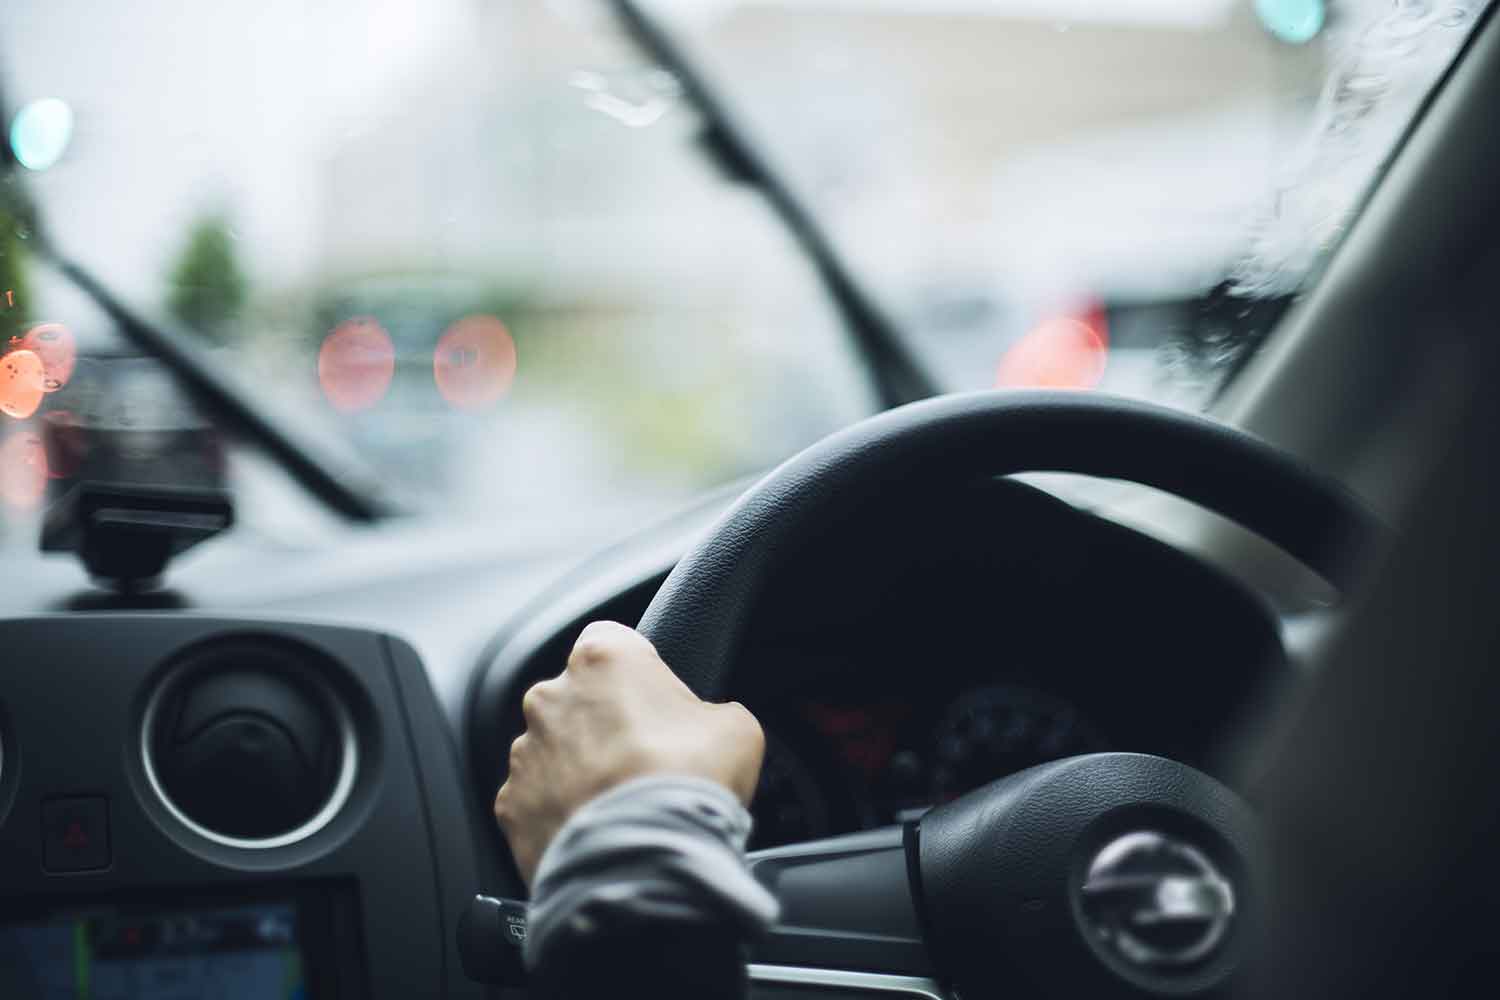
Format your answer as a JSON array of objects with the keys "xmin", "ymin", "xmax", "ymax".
[
  {"xmin": 647, "ymin": 0, "xmax": 1488, "ymax": 404},
  {"xmin": 1, "ymin": 0, "xmax": 878, "ymax": 537},
  {"xmin": 0, "ymin": 0, "xmax": 1488, "ymax": 543}
]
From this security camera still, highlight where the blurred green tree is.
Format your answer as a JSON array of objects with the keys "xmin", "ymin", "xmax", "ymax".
[{"xmin": 167, "ymin": 215, "xmax": 247, "ymax": 342}]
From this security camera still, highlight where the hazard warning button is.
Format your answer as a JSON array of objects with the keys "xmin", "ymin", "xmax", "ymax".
[{"xmin": 43, "ymin": 796, "xmax": 110, "ymax": 872}]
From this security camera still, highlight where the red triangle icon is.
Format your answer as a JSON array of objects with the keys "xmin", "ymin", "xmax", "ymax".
[{"xmin": 62, "ymin": 821, "xmax": 89, "ymax": 851}]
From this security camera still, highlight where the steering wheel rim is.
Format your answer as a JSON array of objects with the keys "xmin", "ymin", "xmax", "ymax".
[{"xmin": 638, "ymin": 389, "xmax": 1381, "ymax": 700}]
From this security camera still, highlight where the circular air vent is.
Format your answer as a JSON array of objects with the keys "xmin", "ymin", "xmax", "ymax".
[{"xmin": 142, "ymin": 639, "xmax": 357, "ymax": 849}]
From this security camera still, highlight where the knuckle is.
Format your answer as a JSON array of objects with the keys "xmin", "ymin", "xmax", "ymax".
[
  {"xmin": 519, "ymin": 682, "xmax": 550, "ymax": 725},
  {"xmin": 727, "ymin": 702, "xmax": 765, "ymax": 751},
  {"xmin": 570, "ymin": 635, "xmax": 609, "ymax": 667},
  {"xmin": 571, "ymin": 621, "xmax": 648, "ymax": 668},
  {"xmin": 580, "ymin": 619, "xmax": 629, "ymax": 639},
  {"xmin": 508, "ymin": 732, "xmax": 529, "ymax": 763},
  {"xmin": 493, "ymin": 784, "xmax": 513, "ymax": 821},
  {"xmin": 628, "ymin": 627, "xmax": 659, "ymax": 656},
  {"xmin": 724, "ymin": 699, "xmax": 761, "ymax": 733}
]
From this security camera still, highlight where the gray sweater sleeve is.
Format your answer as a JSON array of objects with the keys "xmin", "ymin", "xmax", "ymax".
[{"xmin": 523, "ymin": 775, "xmax": 780, "ymax": 997}]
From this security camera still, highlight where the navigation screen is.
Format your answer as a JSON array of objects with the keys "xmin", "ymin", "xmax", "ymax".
[{"xmin": 0, "ymin": 899, "xmax": 311, "ymax": 999}]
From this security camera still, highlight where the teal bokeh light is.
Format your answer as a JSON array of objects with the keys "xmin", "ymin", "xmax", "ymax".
[
  {"xmin": 9, "ymin": 97, "xmax": 74, "ymax": 171},
  {"xmin": 1255, "ymin": 0, "xmax": 1327, "ymax": 45}
]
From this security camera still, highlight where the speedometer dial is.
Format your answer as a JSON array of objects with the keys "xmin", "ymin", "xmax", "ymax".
[{"xmin": 931, "ymin": 683, "xmax": 1107, "ymax": 802}]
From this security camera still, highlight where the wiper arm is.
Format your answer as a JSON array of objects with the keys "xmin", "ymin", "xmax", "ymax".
[
  {"xmin": 49, "ymin": 251, "xmax": 394, "ymax": 522},
  {"xmin": 3, "ymin": 112, "xmax": 390, "ymax": 523},
  {"xmin": 611, "ymin": 0, "xmax": 938, "ymax": 407}
]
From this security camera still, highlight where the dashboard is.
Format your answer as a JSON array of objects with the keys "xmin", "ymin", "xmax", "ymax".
[
  {"xmin": 0, "ymin": 475, "xmax": 1293, "ymax": 998},
  {"xmin": 0, "ymin": 616, "xmax": 485, "ymax": 1000}
]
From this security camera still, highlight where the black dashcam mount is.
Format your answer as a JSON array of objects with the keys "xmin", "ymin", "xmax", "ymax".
[{"xmin": 41, "ymin": 482, "xmax": 234, "ymax": 591}]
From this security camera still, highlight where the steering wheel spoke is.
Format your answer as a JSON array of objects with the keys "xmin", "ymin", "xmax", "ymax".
[
  {"xmin": 746, "ymin": 825, "xmax": 945, "ymax": 998},
  {"xmin": 747, "ymin": 826, "xmax": 929, "ymax": 971}
]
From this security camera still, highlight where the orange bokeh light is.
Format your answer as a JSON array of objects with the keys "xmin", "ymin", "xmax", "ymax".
[
  {"xmin": 0, "ymin": 348, "xmax": 47, "ymax": 419},
  {"xmin": 23, "ymin": 322, "xmax": 77, "ymax": 391},
  {"xmin": 995, "ymin": 312, "xmax": 1108, "ymax": 391},
  {"xmin": 433, "ymin": 315, "xmax": 517, "ymax": 411},
  {"xmin": 318, "ymin": 318, "xmax": 395, "ymax": 413},
  {"xmin": 0, "ymin": 431, "xmax": 48, "ymax": 509}
]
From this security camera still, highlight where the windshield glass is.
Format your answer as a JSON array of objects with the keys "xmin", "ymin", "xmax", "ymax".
[
  {"xmin": 649, "ymin": 0, "xmax": 1488, "ymax": 402},
  {"xmin": 0, "ymin": 0, "xmax": 876, "ymax": 539},
  {"xmin": 0, "ymin": 0, "xmax": 1489, "ymax": 543}
]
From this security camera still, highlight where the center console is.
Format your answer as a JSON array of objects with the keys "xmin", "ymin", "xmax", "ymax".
[{"xmin": 0, "ymin": 616, "xmax": 487, "ymax": 998}]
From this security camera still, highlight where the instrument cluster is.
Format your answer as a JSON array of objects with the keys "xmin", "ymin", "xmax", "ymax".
[{"xmin": 749, "ymin": 680, "xmax": 1110, "ymax": 847}]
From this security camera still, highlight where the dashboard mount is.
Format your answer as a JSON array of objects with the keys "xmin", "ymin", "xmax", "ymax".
[{"xmin": 40, "ymin": 482, "xmax": 234, "ymax": 590}]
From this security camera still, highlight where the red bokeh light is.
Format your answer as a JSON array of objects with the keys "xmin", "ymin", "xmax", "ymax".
[
  {"xmin": 22, "ymin": 322, "xmax": 77, "ymax": 391},
  {"xmin": 0, "ymin": 431, "xmax": 48, "ymax": 509},
  {"xmin": 995, "ymin": 308, "xmax": 1108, "ymax": 391},
  {"xmin": 433, "ymin": 315, "xmax": 517, "ymax": 411},
  {"xmin": 318, "ymin": 318, "xmax": 395, "ymax": 413},
  {"xmin": 0, "ymin": 348, "xmax": 47, "ymax": 419}
]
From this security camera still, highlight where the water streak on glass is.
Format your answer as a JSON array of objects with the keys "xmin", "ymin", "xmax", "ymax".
[
  {"xmin": 569, "ymin": 67, "xmax": 684, "ymax": 128},
  {"xmin": 1229, "ymin": 0, "xmax": 1483, "ymax": 300}
]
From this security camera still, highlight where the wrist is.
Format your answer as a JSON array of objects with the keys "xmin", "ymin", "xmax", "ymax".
[{"xmin": 525, "ymin": 772, "xmax": 778, "ymax": 970}]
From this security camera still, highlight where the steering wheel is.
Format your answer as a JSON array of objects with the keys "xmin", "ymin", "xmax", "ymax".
[{"xmin": 635, "ymin": 390, "xmax": 1380, "ymax": 999}]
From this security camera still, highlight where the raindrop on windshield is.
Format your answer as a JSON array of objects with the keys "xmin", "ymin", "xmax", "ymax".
[
  {"xmin": 1395, "ymin": 0, "xmax": 1438, "ymax": 19},
  {"xmin": 569, "ymin": 67, "xmax": 683, "ymax": 128},
  {"xmin": 1340, "ymin": 74, "xmax": 1392, "ymax": 99},
  {"xmin": 1228, "ymin": 0, "xmax": 1479, "ymax": 302}
]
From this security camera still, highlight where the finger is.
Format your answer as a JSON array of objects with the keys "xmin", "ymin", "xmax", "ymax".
[
  {"xmin": 569, "ymin": 620, "xmax": 646, "ymax": 669},
  {"xmin": 575, "ymin": 620, "xmax": 689, "ymax": 691},
  {"xmin": 492, "ymin": 780, "xmax": 513, "ymax": 825},
  {"xmin": 577, "ymin": 619, "xmax": 635, "ymax": 641},
  {"xmin": 718, "ymin": 701, "xmax": 766, "ymax": 801},
  {"xmin": 519, "ymin": 678, "xmax": 557, "ymax": 730},
  {"xmin": 507, "ymin": 732, "xmax": 529, "ymax": 770},
  {"xmin": 719, "ymin": 700, "xmax": 764, "ymax": 745}
]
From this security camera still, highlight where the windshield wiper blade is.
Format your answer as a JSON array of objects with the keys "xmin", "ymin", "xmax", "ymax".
[
  {"xmin": 611, "ymin": 0, "xmax": 939, "ymax": 407},
  {"xmin": 50, "ymin": 253, "xmax": 395, "ymax": 523}
]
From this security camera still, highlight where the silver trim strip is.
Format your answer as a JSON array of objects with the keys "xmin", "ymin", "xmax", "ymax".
[
  {"xmin": 140, "ymin": 666, "xmax": 358, "ymax": 851},
  {"xmin": 748, "ymin": 964, "xmax": 948, "ymax": 999}
]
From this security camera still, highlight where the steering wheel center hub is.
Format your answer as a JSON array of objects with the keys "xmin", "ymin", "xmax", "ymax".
[
  {"xmin": 1079, "ymin": 829, "xmax": 1237, "ymax": 969},
  {"xmin": 915, "ymin": 752, "xmax": 1258, "ymax": 998}
]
